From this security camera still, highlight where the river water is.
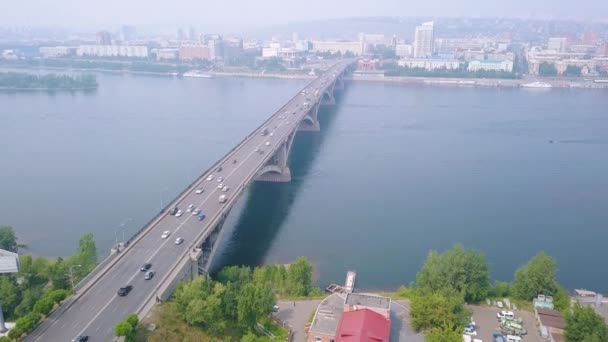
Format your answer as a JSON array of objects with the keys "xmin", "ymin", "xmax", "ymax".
[{"xmin": 1, "ymin": 73, "xmax": 607, "ymax": 291}]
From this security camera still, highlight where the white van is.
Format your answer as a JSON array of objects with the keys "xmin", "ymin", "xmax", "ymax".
[
  {"xmin": 506, "ymin": 335, "xmax": 522, "ymax": 342},
  {"xmin": 219, "ymin": 194, "xmax": 227, "ymax": 203}
]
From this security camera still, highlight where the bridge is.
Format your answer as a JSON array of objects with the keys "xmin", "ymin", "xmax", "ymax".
[{"xmin": 26, "ymin": 60, "xmax": 354, "ymax": 342}]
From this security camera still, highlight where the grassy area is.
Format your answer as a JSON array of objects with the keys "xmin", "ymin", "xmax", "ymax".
[
  {"xmin": 136, "ymin": 304, "xmax": 223, "ymax": 342},
  {"xmin": 258, "ymin": 318, "xmax": 289, "ymax": 340},
  {"xmin": 379, "ymin": 286, "xmax": 412, "ymax": 299}
]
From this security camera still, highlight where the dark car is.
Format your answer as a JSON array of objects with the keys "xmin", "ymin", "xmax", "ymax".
[
  {"xmin": 169, "ymin": 207, "xmax": 178, "ymax": 215},
  {"xmin": 117, "ymin": 285, "xmax": 133, "ymax": 296},
  {"xmin": 216, "ymin": 166, "xmax": 223, "ymax": 172},
  {"xmin": 232, "ymin": 159, "xmax": 237, "ymax": 164},
  {"xmin": 140, "ymin": 263, "xmax": 152, "ymax": 272},
  {"xmin": 72, "ymin": 336, "xmax": 89, "ymax": 342}
]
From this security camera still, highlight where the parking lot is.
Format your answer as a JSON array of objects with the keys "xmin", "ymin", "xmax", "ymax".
[{"xmin": 467, "ymin": 305, "xmax": 543, "ymax": 342}]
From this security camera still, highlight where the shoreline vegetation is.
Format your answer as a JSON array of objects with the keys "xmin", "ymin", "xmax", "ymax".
[
  {"xmin": 0, "ymin": 226, "xmax": 98, "ymax": 341},
  {"xmin": 0, "ymin": 72, "xmax": 98, "ymax": 91},
  {"xmin": 2, "ymin": 58, "xmax": 607, "ymax": 90}
]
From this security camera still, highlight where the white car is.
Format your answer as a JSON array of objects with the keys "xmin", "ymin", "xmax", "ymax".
[
  {"xmin": 255, "ymin": 147, "xmax": 260, "ymax": 152},
  {"xmin": 269, "ymin": 132, "xmax": 274, "ymax": 137},
  {"xmin": 195, "ymin": 188, "xmax": 204, "ymax": 194},
  {"xmin": 206, "ymin": 175, "xmax": 214, "ymax": 181},
  {"xmin": 175, "ymin": 237, "xmax": 184, "ymax": 245},
  {"xmin": 161, "ymin": 230, "xmax": 171, "ymax": 239},
  {"xmin": 464, "ymin": 326, "xmax": 477, "ymax": 336},
  {"xmin": 217, "ymin": 177, "xmax": 224, "ymax": 182},
  {"xmin": 175, "ymin": 210, "xmax": 183, "ymax": 217},
  {"xmin": 186, "ymin": 204, "xmax": 194, "ymax": 212},
  {"xmin": 222, "ymin": 186, "xmax": 230, "ymax": 192},
  {"xmin": 497, "ymin": 310, "xmax": 515, "ymax": 320},
  {"xmin": 192, "ymin": 208, "xmax": 201, "ymax": 215},
  {"xmin": 265, "ymin": 141, "xmax": 270, "ymax": 146},
  {"xmin": 218, "ymin": 183, "xmax": 224, "ymax": 189}
]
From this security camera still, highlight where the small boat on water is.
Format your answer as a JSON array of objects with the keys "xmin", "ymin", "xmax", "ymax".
[
  {"xmin": 182, "ymin": 70, "xmax": 213, "ymax": 78},
  {"xmin": 521, "ymin": 81, "xmax": 552, "ymax": 88}
]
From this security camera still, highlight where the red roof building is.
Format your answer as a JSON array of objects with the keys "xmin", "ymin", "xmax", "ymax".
[{"xmin": 335, "ymin": 308, "xmax": 390, "ymax": 342}]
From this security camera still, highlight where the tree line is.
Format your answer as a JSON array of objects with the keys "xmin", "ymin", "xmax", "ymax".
[
  {"xmin": 408, "ymin": 244, "xmax": 608, "ymax": 342},
  {"xmin": 156, "ymin": 257, "xmax": 317, "ymax": 341},
  {"xmin": 0, "ymin": 226, "xmax": 97, "ymax": 341},
  {"xmin": 383, "ymin": 62, "xmax": 521, "ymax": 79},
  {"xmin": 0, "ymin": 72, "xmax": 98, "ymax": 90}
]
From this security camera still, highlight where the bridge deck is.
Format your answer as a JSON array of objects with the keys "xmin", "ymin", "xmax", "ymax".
[{"xmin": 26, "ymin": 61, "xmax": 351, "ymax": 342}]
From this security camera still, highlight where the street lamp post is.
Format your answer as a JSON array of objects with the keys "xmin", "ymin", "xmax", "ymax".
[
  {"xmin": 69, "ymin": 264, "xmax": 82, "ymax": 292},
  {"xmin": 116, "ymin": 218, "xmax": 133, "ymax": 245}
]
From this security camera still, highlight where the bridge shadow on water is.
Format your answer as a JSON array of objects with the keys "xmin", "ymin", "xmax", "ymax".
[{"xmin": 210, "ymin": 90, "xmax": 348, "ymax": 273}]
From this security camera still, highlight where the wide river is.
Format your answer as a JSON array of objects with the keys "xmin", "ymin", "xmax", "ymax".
[{"xmin": 1, "ymin": 72, "xmax": 607, "ymax": 292}]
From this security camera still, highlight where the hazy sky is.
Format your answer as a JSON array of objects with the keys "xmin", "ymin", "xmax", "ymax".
[{"xmin": 3, "ymin": 0, "xmax": 607, "ymax": 32}]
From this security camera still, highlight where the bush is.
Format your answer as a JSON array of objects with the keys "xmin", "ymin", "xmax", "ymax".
[
  {"xmin": 8, "ymin": 326, "xmax": 24, "ymax": 340},
  {"xmin": 492, "ymin": 281, "xmax": 511, "ymax": 297},
  {"xmin": 15, "ymin": 312, "xmax": 41, "ymax": 333},
  {"xmin": 114, "ymin": 320, "xmax": 133, "ymax": 337},
  {"xmin": 33, "ymin": 297, "xmax": 55, "ymax": 316},
  {"xmin": 126, "ymin": 313, "xmax": 139, "ymax": 328},
  {"xmin": 0, "ymin": 335, "xmax": 12, "ymax": 342},
  {"xmin": 46, "ymin": 289, "xmax": 69, "ymax": 303}
]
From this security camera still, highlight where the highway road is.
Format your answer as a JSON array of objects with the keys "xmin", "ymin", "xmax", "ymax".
[{"xmin": 26, "ymin": 61, "xmax": 351, "ymax": 342}]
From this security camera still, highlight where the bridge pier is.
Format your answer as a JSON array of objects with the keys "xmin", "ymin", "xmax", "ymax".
[
  {"xmin": 334, "ymin": 77, "xmax": 345, "ymax": 91},
  {"xmin": 298, "ymin": 102, "xmax": 321, "ymax": 132},
  {"xmin": 321, "ymin": 90, "xmax": 336, "ymax": 106},
  {"xmin": 255, "ymin": 131, "xmax": 295, "ymax": 182}
]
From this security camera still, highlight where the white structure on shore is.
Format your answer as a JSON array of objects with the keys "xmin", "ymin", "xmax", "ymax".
[
  {"xmin": 312, "ymin": 40, "xmax": 364, "ymax": 56},
  {"xmin": 468, "ymin": 59, "xmax": 514, "ymax": 72},
  {"xmin": 77, "ymin": 45, "xmax": 149, "ymax": 58},
  {"xmin": 413, "ymin": 21, "xmax": 434, "ymax": 58},
  {"xmin": 398, "ymin": 58, "xmax": 461, "ymax": 70}
]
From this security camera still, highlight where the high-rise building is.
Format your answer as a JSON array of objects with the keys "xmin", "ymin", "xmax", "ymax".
[
  {"xmin": 188, "ymin": 27, "xmax": 197, "ymax": 41},
  {"xmin": 121, "ymin": 25, "xmax": 136, "ymax": 42},
  {"xmin": 413, "ymin": 21, "xmax": 434, "ymax": 58},
  {"xmin": 96, "ymin": 31, "xmax": 112, "ymax": 45},
  {"xmin": 547, "ymin": 37, "xmax": 567, "ymax": 52}
]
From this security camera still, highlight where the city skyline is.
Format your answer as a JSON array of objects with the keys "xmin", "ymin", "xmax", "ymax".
[{"xmin": 3, "ymin": 0, "xmax": 608, "ymax": 32}]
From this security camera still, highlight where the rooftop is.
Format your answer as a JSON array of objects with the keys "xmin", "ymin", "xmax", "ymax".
[
  {"xmin": 345, "ymin": 293, "xmax": 391, "ymax": 310},
  {"xmin": 309, "ymin": 293, "xmax": 346, "ymax": 335},
  {"xmin": 537, "ymin": 309, "xmax": 566, "ymax": 330},
  {"xmin": 335, "ymin": 308, "xmax": 391, "ymax": 342},
  {"xmin": 0, "ymin": 249, "xmax": 19, "ymax": 273}
]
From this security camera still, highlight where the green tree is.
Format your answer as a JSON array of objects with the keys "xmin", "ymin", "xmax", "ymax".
[
  {"xmin": 565, "ymin": 305, "xmax": 608, "ymax": 342},
  {"xmin": 0, "ymin": 226, "xmax": 17, "ymax": 252},
  {"xmin": 425, "ymin": 321, "xmax": 463, "ymax": 342},
  {"xmin": 409, "ymin": 290, "xmax": 467, "ymax": 331},
  {"xmin": 76, "ymin": 233, "xmax": 97, "ymax": 275},
  {"xmin": 0, "ymin": 276, "xmax": 20, "ymax": 319},
  {"xmin": 492, "ymin": 281, "xmax": 511, "ymax": 297},
  {"xmin": 286, "ymin": 257, "xmax": 313, "ymax": 297},
  {"xmin": 241, "ymin": 332, "xmax": 266, "ymax": 342},
  {"xmin": 415, "ymin": 245, "xmax": 490, "ymax": 303},
  {"xmin": 49, "ymin": 257, "xmax": 70, "ymax": 290},
  {"xmin": 564, "ymin": 65, "xmax": 582, "ymax": 77},
  {"xmin": 126, "ymin": 313, "xmax": 139, "ymax": 329},
  {"xmin": 512, "ymin": 252, "xmax": 558, "ymax": 300},
  {"xmin": 539, "ymin": 62, "xmax": 558, "ymax": 76},
  {"xmin": 33, "ymin": 297, "xmax": 55, "ymax": 316},
  {"xmin": 217, "ymin": 265, "xmax": 251, "ymax": 286},
  {"xmin": 114, "ymin": 320, "xmax": 133, "ymax": 337}
]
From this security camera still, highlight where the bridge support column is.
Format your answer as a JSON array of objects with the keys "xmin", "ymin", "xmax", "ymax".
[
  {"xmin": 298, "ymin": 102, "xmax": 321, "ymax": 132},
  {"xmin": 255, "ymin": 131, "xmax": 296, "ymax": 183},
  {"xmin": 334, "ymin": 76, "xmax": 345, "ymax": 91},
  {"xmin": 321, "ymin": 90, "xmax": 336, "ymax": 106}
]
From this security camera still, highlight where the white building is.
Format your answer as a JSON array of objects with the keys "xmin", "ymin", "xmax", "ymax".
[
  {"xmin": 77, "ymin": 45, "xmax": 148, "ymax": 58},
  {"xmin": 467, "ymin": 59, "xmax": 514, "ymax": 72},
  {"xmin": 262, "ymin": 47, "xmax": 279, "ymax": 58},
  {"xmin": 311, "ymin": 40, "xmax": 364, "ymax": 56},
  {"xmin": 153, "ymin": 48, "xmax": 179, "ymax": 61},
  {"xmin": 398, "ymin": 58, "xmax": 461, "ymax": 70},
  {"xmin": 395, "ymin": 44, "xmax": 413, "ymax": 58},
  {"xmin": 414, "ymin": 21, "xmax": 434, "ymax": 58},
  {"xmin": 39, "ymin": 46, "xmax": 74, "ymax": 58},
  {"xmin": 548, "ymin": 37, "xmax": 568, "ymax": 53}
]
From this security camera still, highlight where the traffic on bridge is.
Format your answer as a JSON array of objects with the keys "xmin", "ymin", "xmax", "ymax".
[{"xmin": 26, "ymin": 60, "xmax": 353, "ymax": 342}]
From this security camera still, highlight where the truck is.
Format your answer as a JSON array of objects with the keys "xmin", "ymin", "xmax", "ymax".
[{"xmin": 219, "ymin": 194, "xmax": 227, "ymax": 203}]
